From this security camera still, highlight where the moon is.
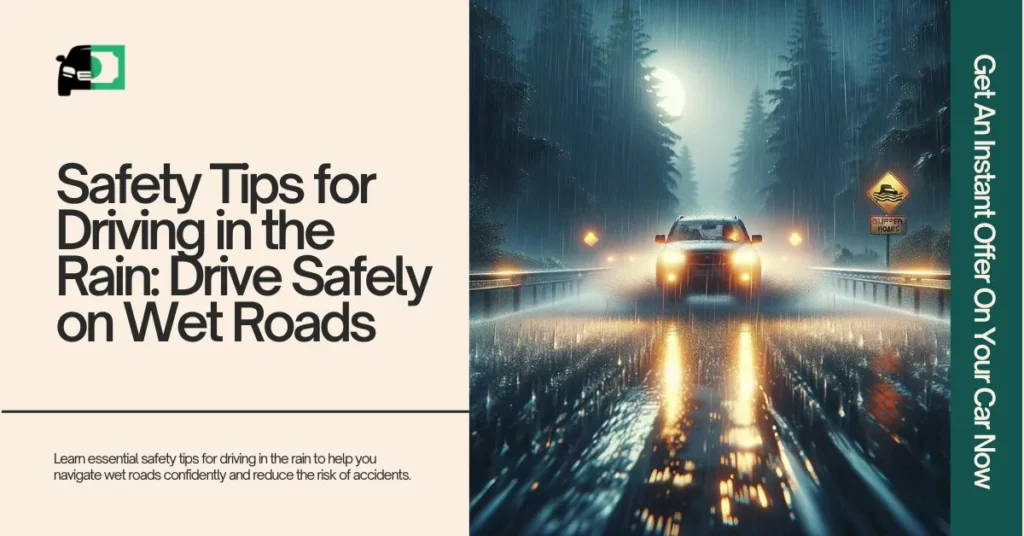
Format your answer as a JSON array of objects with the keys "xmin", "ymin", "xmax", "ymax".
[{"xmin": 652, "ymin": 68, "xmax": 686, "ymax": 117}]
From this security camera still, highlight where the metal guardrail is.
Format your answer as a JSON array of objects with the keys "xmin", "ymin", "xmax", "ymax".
[
  {"xmin": 810, "ymin": 266, "xmax": 950, "ymax": 317},
  {"xmin": 469, "ymin": 267, "xmax": 610, "ymax": 317}
]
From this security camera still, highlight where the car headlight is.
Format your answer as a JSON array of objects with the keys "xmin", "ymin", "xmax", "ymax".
[
  {"xmin": 660, "ymin": 250, "xmax": 685, "ymax": 264},
  {"xmin": 731, "ymin": 248, "xmax": 758, "ymax": 266}
]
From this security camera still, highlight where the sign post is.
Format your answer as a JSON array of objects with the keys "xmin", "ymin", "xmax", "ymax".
[
  {"xmin": 869, "ymin": 215, "xmax": 907, "ymax": 266},
  {"xmin": 867, "ymin": 172, "xmax": 911, "ymax": 268}
]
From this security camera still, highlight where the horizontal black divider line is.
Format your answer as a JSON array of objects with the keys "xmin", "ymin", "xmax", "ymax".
[{"xmin": 1, "ymin": 409, "xmax": 470, "ymax": 414}]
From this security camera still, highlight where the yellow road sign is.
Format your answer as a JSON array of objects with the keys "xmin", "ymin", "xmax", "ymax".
[{"xmin": 868, "ymin": 172, "xmax": 910, "ymax": 214}]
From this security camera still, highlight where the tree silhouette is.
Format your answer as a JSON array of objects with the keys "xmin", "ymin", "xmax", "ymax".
[
  {"xmin": 523, "ymin": 0, "xmax": 606, "ymax": 198},
  {"xmin": 676, "ymin": 145, "xmax": 698, "ymax": 214},
  {"xmin": 874, "ymin": 0, "xmax": 950, "ymax": 220},
  {"xmin": 602, "ymin": 0, "xmax": 680, "ymax": 239},
  {"xmin": 469, "ymin": 4, "xmax": 557, "ymax": 266},
  {"xmin": 834, "ymin": 0, "xmax": 950, "ymax": 241},
  {"xmin": 728, "ymin": 89, "xmax": 770, "ymax": 214},
  {"xmin": 765, "ymin": 0, "xmax": 849, "ymax": 241}
]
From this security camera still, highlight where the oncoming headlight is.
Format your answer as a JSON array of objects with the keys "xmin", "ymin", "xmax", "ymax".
[
  {"xmin": 732, "ymin": 248, "xmax": 758, "ymax": 266},
  {"xmin": 660, "ymin": 250, "xmax": 686, "ymax": 264}
]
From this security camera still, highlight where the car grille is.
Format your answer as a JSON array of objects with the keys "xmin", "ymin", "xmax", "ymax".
[
  {"xmin": 688, "ymin": 252, "xmax": 729, "ymax": 265},
  {"xmin": 76, "ymin": 71, "xmax": 91, "ymax": 81}
]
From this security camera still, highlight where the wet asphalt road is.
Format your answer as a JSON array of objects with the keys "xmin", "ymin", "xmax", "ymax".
[{"xmin": 469, "ymin": 270, "xmax": 950, "ymax": 536}]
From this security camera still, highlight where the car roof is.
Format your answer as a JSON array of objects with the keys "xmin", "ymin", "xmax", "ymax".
[{"xmin": 675, "ymin": 215, "xmax": 742, "ymax": 222}]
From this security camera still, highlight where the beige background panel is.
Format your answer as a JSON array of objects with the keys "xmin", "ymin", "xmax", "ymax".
[{"xmin": 0, "ymin": 0, "xmax": 468, "ymax": 534}]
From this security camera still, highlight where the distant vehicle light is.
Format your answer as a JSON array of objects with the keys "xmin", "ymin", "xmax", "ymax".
[
  {"xmin": 666, "ymin": 273, "xmax": 677, "ymax": 282},
  {"xmin": 584, "ymin": 231, "xmax": 599, "ymax": 247},
  {"xmin": 788, "ymin": 232, "xmax": 803, "ymax": 246},
  {"xmin": 607, "ymin": 255, "xmax": 616, "ymax": 263}
]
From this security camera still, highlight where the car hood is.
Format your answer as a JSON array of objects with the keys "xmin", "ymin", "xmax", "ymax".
[{"xmin": 663, "ymin": 240, "xmax": 748, "ymax": 253}]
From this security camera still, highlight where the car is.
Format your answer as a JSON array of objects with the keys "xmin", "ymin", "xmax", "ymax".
[
  {"xmin": 654, "ymin": 216, "xmax": 762, "ymax": 300},
  {"xmin": 872, "ymin": 184, "xmax": 904, "ymax": 202},
  {"xmin": 56, "ymin": 46, "xmax": 93, "ymax": 96}
]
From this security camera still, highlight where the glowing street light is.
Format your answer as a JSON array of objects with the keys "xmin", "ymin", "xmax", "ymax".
[
  {"xmin": 788, "ymin": 232, "xmax": 803, "ymax": 247},
  {"xmin": 583, "ymin": 231, "xmax": 599, "ymax": 247}
]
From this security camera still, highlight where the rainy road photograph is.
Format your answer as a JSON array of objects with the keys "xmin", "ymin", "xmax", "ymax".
[{"xmin": 469, "ymin": 0, "xmax": 949, "ymax": 534}]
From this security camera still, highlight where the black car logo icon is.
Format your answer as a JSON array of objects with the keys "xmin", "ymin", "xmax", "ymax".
[{"xmin": 56, "ymin": 46, "xmax": 93, "ymax": 96}]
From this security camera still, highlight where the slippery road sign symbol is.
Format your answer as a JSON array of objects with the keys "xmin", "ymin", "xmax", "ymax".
[{"xmin": 868, "ymin": 172, "xmax": 910, "ymax": 214}]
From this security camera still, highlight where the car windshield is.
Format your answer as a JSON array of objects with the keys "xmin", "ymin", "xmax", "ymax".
[{"xmin": 668, "ymin": 220, "xmax": 749, "ymax": 242}]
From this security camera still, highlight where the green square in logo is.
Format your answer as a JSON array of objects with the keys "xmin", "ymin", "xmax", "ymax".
[{"xmin": 89, "ymin": 45, "xmax": 125, "ymax": 90}]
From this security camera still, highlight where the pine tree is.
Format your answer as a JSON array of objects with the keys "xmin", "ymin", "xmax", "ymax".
[
  {"xmin": 728, "ymin": 89, "xmax": 770, "ymax": 215},
  {"xmin": 848, "ymin": 0, "xmax": 911, "ymax": 179},
  {"xmin": 469, "ymin": 4, "xmax": 557, "ymax": 265},
  {"xmin": 518, "ymin": 0, "xmax": 606, "ymax": 252},
  {"xmin": 676, "ymin": 145, "xmax": 698, "ymax": 214},
  {"xmin": 523, "ymin": 0, "xmax": 605, "ymax": 183},
  {"xmin": 874, "ymin": 0, "xmax": 949, "ymax": 223},
  {"xmin": 835, "ymin": 0, "xmax": 949, "ymax": 241},
  {"xmin": 603, "ymin": 0, "xmax": 679, "ymax": 238},
  {"xmin": 765, "ymin": 0, "xmax": 849, "ymax": 241}
]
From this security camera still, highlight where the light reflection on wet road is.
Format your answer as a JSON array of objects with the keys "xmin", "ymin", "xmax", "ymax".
[{"xmin": 469, "ymin": 275, "xmax": 949, "ymax": 535}]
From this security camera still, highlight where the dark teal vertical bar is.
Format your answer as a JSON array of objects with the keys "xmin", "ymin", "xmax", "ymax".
[{"xmin": 951, "ymin": 0, "xmax": 1022, "ymax": 533}]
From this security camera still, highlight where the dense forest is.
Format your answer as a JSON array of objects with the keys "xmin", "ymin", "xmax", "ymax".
[{"xmin": 470, "ymin": 0, "xmax": 950, "ymax": 268}]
